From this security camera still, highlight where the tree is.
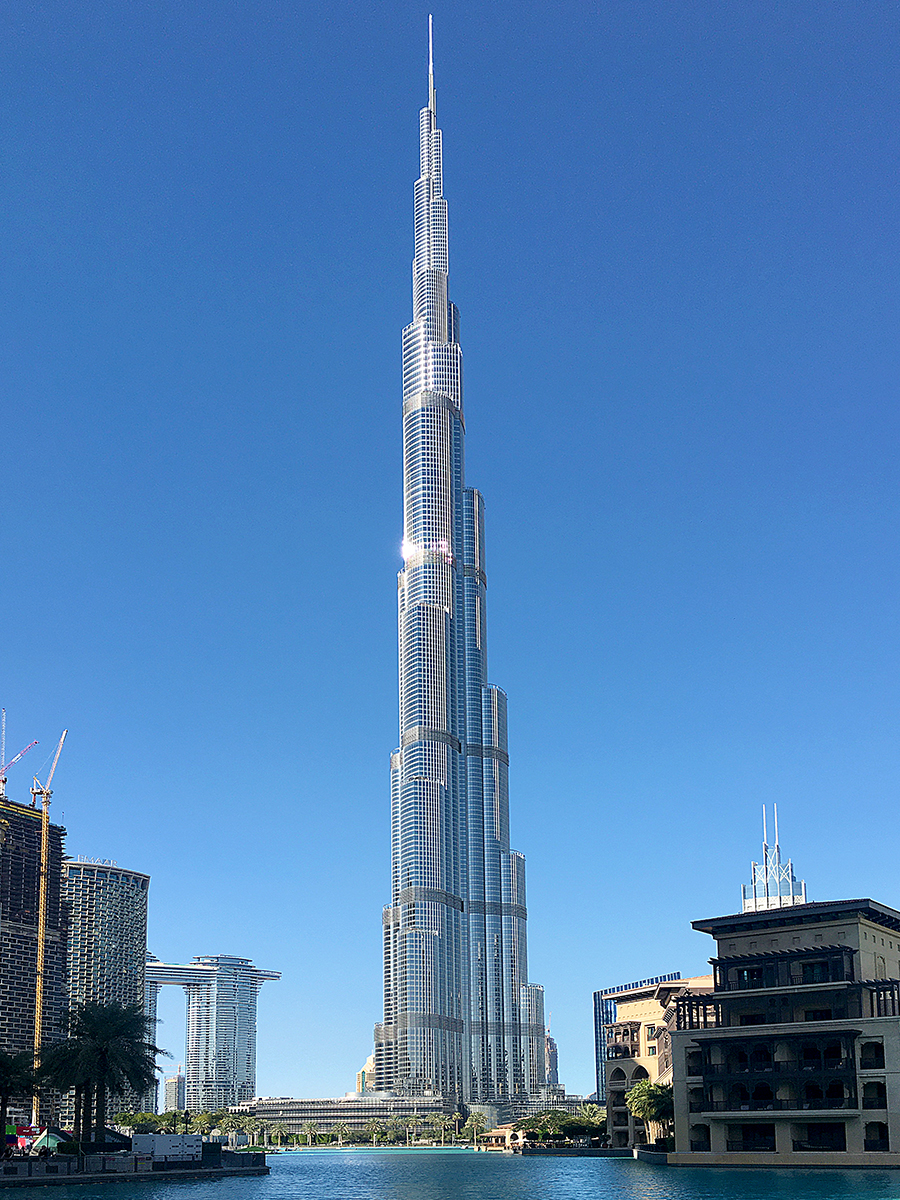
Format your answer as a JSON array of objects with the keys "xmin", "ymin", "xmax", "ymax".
[
  {"xmin": 271, "ymin": 1122, "xmax": 289, "ymax": 1146},
  {"xmin": 0, "ymin": 1051, "xmax": 36, "ymax": 1149},
  {"xmin": 426, "ymin": 1113, "xmax": 451, "ymax": 1145},
  {"xmin": 405, "ymin": 1114, "xmax": 421, "ymax": 1145},
  {"xmin": 462, "ymin": 1110, "xmax": 488, "ymax": 1146},
  {"xmin": 113, "ymin": 1111, "xmax": 160, "ymax": 1134},
  {"xmin": 625, "ymin": 1080, "xmax": 674, "ymax": 1140},
  {"xmin": 301, "ymin": 1121, "xmax": 319, "ymax": 1146},
  {"xmin": 362, "ymin": 1119, "xmax": 382, "ymax": 1146},
  {"xmin": 385, "ymin": 1116, "xmax": 404, "ymax": 1144},
  {"xmin": 576, "ymin": 1103, "xmax": 606, "ymax": 1125},
  {"xmin": 331, "ymin": 1121, "xmax": 350, "ymax": 1146},
  {"xmin": 240, "ymin": 1115, "xmax": 260, "ymax": 1146},
  {"xmin": 450, "ymin": 1111, "xmax": 462, "ymax": 1141},
  {"xmin": 189, "ymin": 1112, "xmax": 216, "ymax": 1135},
  {"xmin": 40, "ymin": 1001, "xmax": 165, "ymax": 1145},
  {"xmin": 217, "ymin": 1114, "xmax": 242, "ymax": 1146}
]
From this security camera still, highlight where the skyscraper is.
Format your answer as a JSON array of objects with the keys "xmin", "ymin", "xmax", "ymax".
[
  {"xmin": 146, "ymin": 955, "xmax": 280, "ymax": 1111},
  {"xmin": 61, "ymin": 858, "xmax": 151, "ymax": 1118},
  {"xmin": 374, "ymin": 26, "xmax": 546, "ymax": 1111},
  {"xmin": 0, "ymin": 794, "xmax": 67, "ymax": 1123}
]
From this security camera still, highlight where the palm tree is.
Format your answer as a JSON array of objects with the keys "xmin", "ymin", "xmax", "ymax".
[
  {"xmin": 40, "ymin": 1001, "xmax": 164, "ymax": 1145},
  {"xmin": 331, "ymin": 1121, "xmax": 350, "ymax": 1146},
  {"xmin": 189, "ymin": 1111, "xmax": 215, "ymax": 1135},
  {"xmin": 0, "ymin": 1051, "xmax": 35, "ymax": 1149},
  {"xmin": 217, "ymin": 1114, "xmax": 242, "ymax": 1146},
  {"xmin": 271, "ymin": 1122, "xmax": 288, "ymax": 1146},
  {"xmin": 576, "ymin": 1103, "xmax": 605, "ymax": 1124},
  {"xmin": 362, "ymin": 1119, "xmax": 383, "ymax": 1146},
  {"xmin": 240, "ymin": 1115, "xmax": 260, "ymax": 1146},
  {"xmin": 450, "ymin": 1111, "xmax": 462, "ymax": 1142},
  {"xmin": 463, "ymin": 1110, "xmax": 488, "ymax": 1147},
  {"xmin": 386, "ymin": 1116, "xmax": 404, "ymax": 1144},
  {"xmin": 405, "ymin": 1113, "xmax": 421, "ymax": 1145},
  {"xmin": 301, "ymin": 1121, "xmax": 319, "ymax": 1146},
  {"xmin": 425, "ymin": 1113, "xmax": 445, "ymax": 1145},
  {"xmin": 625, "ymin": 1081, "xmax": 673, "ymax": 1141}
]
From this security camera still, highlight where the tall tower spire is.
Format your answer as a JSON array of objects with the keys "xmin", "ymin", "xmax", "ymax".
[
  {"xmin": 374, "ymin": 35, "xmax": 548, "ymax": 1114},
  {"xmin": 428, "ymin": 14, "xmax": 436, "ymax": 114}
]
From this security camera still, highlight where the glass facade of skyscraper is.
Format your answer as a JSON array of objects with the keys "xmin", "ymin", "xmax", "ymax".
[{"xmin": 374, "ymin": 39, "xmax": 546, "ymax": 1109}]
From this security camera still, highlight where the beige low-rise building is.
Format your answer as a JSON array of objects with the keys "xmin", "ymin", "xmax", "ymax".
[
  {"xmin": 605, "ymin": 975, "xmax": 712, "ymax": 1147},
  {"xmin": 669, "ymin": 898, "xmax": 900, "ymax": 1167}
]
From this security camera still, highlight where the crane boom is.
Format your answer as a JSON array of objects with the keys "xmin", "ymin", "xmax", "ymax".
[
  {"xmin": 0, "ymin": 740, "xmax": 39, "ymax": 777},
  {"xmin": 43, "ymin": 730, "xmax": 67, "ymax": 791}
]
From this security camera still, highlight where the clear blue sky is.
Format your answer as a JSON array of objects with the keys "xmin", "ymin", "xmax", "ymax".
[{"xmin": 1, "ymin": 0, "xmax": 897, "ymax": 1100}]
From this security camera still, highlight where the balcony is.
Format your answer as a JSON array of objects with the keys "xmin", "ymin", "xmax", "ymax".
[
  {"xmin": 695, "ymin": 1059, "xmax": 853, "ymax": 1076},
  {"xmin": 726, "ymin": 1139, "xmax": 775, "ymax": 1153},
  {"xmin": 690, "ymin": 1098, "xmax": 857, "ymax": 1113}
]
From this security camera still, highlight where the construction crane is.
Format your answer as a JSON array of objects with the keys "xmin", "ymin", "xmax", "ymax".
[
  {"xmin": 30, "ymin": 730, "xmax": 67, "ymax": 1125},
  {"xmin": 0, "ymin": 710, "xmax": 39, "ymax": 798}
]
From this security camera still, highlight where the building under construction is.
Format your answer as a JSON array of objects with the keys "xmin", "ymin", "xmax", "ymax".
[{"xmin": 0, "ymin": 793, "xmax": 67, "ymax": 1121}]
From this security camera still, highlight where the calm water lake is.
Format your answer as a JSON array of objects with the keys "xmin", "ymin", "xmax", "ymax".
[{"xmin": 10, "ymin": 1150, "xmax": 900, "ymax": 1200}]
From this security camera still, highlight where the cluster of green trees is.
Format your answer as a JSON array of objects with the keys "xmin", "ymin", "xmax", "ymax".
[
  {"xmin": 513, "ymin": 1104, "xmax": 608, "ymax": 1144},
  {"xmin": 110, "ymin": 1109, "xmax": 489, "ymax": 1149},
  {"xmin": 112, "ymin": 1110, "xmax": 291, "ymax": 1148},
  {"xmin": 0, "ymin": 1000, "xmax": 162, "ymax": 1146}
]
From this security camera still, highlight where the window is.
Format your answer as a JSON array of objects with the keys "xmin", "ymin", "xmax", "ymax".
[
  {"xmin": 739, "ymin": 1013, "xmax": 766, "ymax": 1026},
  {"xmin": 804, "ymin": 1009, "xmax": 833, "ymax": 1022},
  {"xmin": 801, "ymin": 961, "xmax": 830, "ymax": 984},
  {"xmin": 647, "ymin": 1047, "xmax": 656, "ymax": 1056}
]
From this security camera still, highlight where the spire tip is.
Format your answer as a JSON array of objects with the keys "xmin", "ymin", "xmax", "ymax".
[{"xmin": 428, "ymin": 15, "xmax": 436, "ymax": 113}]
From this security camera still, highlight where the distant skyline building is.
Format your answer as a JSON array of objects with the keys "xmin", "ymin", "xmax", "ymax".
[
  {"xmin": 373, "ymin": 26, "xmax": 547, "ymax": 1111},
  {"xmin": 545, "ymin": 1031, "xmax": 559, "ymax": 1088},
  {"xmin": 742, "ymin": 804, "xmax": 807, "ymax": 913},
  {"xmin": 146, "ymin": 955, "xmax": 280, "ymax": 1111},
  {"xmin": 61, "ymin": 857, "xmax": 151, "ymax": 1117},
  {"xmin": 164, "ymin": 1066, "xmax": 186, "ymax": 1113}
]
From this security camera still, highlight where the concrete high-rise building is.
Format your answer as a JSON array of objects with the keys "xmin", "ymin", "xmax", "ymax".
[
  {"xmin": 0, "ymin": 794, "xmax": 67, "ymax": 1122},
  {"xmin": 373, "ymin": 26, "xmax": 547, "ymax": 1112},
  {"xmin": 62, "ymin": 859, "xmax": 149, "ymax": 1007},
  {"xmin": 164, "ymin": 1066, "xmax": 186, "ymax": 1113},
  {"xmin": 545, "ymin": 1032, "xmax": 559, "ymax": 1088},
  {"xmin": 61, "ymin": 858, "xmax": 152, "ymax": 1118},
  {"xmin": 146, "ymin": 955, "xmax": 280, "ymax": 1111}
]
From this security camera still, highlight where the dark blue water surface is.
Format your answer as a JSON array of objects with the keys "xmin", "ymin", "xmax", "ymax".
[{"xmin": 11, "ymin": 1150, "xmax": 900, "ymax": 1200}]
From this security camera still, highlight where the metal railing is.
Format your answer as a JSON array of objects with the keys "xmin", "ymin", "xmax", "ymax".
[{"xmin": 690, "ymin": 1098, "xmax": 856, "ymax": 1113}]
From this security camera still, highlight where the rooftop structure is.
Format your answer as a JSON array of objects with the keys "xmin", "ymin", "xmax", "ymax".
[{"xmin": 742, "ymin": 805, "xmax": 806, "ymax": 913}]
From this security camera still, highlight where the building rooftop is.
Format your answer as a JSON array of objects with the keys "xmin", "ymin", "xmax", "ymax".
[{"xmin": 693, "ymin": 898, "xmax": 900, "ymax": 937}]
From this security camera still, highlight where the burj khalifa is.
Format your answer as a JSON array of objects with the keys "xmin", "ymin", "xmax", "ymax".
[{"xmin": 374, "ymin": 24, "xmax": 547, "ymax": 1110}]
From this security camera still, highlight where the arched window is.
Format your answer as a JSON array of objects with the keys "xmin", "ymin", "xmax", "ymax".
[
  {"xmin": 865, "ymin": 1122, "xmax": 889, "ymax": 1151},
  {"xmin": 689, "ymin": 1124, "xmax": 710, "ymax": 1152},
  {"xmin": 863, "ymin": 1081, "xmax": 887, "ymax": 1109}
]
